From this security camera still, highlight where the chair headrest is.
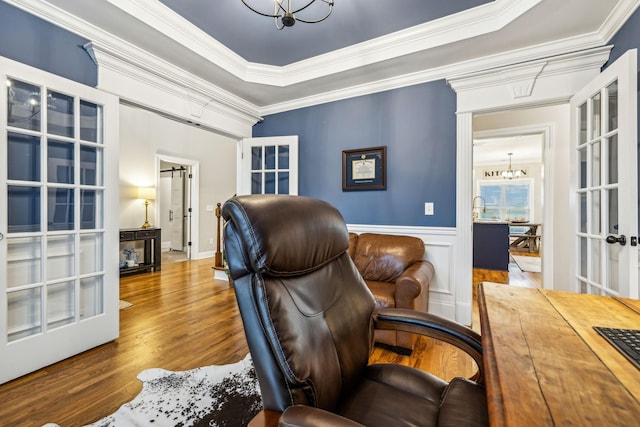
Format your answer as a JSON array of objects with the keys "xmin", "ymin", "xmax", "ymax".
[{"xmin": 222, "ymin": 195, "xmax": 350, "ymax": 278}]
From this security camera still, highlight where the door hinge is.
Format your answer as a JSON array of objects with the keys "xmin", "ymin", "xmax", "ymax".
[
  {"xmin": 188, "ymin": 173, "xmax": 193, "ymax": 179},
  {"xmin": 187, "ymin": 241, "xmax": 192, "ymax": 246}
]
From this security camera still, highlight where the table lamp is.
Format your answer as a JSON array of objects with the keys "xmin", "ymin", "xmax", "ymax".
[{"xmin": 137, "ymin": 187, "xmax": 156, "ymax": 229}]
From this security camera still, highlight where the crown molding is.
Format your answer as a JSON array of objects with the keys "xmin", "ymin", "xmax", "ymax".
[
  {"xmin": 5, "ymin": 0, "xmax": 634, "ymax": 117},
  {"xmin": 261, "ymin": 42, "xmax": 613, "ymax": 116},
  {"xmin": 7, "ymin": 0, "xmax": 542, "ymax": 88}
]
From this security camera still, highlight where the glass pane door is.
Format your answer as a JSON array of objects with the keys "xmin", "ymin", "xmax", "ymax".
[
  {"xmin": 1, "ymin": 57, "xmax": 118, "ymax": 384},
  {"xmin": 5, "ymin": 77, "xmax": 105, "ymax": 340},
  {"xmin": 571, "ymin": 49, "xmax": 638, "ymax": 298},
  {"xmin": 240, "ymin": 136, "xmax": 298, "ymax": 195}
]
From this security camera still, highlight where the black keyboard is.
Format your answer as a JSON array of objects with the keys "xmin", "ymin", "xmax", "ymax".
[{"xmin": 593, "ymin": 326, "xmax": 640, "ymax": 370}]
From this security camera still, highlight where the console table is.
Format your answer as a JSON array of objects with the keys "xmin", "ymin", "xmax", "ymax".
[
  {"xmin": 119, "ymin": 227, "xmax": 161, "ymax": 276},
  {"xmin": 478, "ymin": 282, "xmax": 639, "ymax": 426}
]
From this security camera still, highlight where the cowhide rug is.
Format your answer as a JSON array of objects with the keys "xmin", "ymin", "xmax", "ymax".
[{"xmin": 49, "ymin": 355, "xmax": 262, "ymax": 427}]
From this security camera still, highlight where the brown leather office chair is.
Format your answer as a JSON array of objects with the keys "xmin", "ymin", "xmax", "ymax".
[{"xmin": 222, "ymin": 195, "xmax": 488, "ymax": 427}]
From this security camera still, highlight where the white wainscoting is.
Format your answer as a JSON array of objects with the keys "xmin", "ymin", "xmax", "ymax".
[{"xmin": 347, "ymin": 224, "xmax": 458, "ymax": 322}]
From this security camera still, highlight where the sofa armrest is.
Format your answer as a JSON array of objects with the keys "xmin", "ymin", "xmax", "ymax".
[
  {"xmin": 374, "ymin": 308, "xmax": 483, "ymax": 384},
  {"xmin": 394, "ymin": 260, "xmax": 434, "ymax": 311},
  {"xmin": 279, "ymin": 405, "xmax": 365, "ymax": 427}
]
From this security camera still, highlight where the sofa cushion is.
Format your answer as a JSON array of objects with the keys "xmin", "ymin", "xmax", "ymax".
[{"xmin": 352, "ymin": 233, "xmax": 426, "ymax": 282}]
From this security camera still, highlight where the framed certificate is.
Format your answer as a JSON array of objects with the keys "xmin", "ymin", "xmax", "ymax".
[{"xmin": 342, "ymin": 146, "xmax": 387, "ymax": 191}]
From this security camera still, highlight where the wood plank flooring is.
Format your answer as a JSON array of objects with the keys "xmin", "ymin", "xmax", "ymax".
[{"xmin": 0, "ymin": 256, "xmax": 540, "ymax": 426}]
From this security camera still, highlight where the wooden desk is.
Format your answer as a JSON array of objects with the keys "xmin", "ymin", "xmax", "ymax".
[{"xmin": 478, "ymin": 282, "xmax": 640, "ymax": 426}]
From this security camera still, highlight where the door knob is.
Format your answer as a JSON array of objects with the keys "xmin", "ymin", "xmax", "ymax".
[
  {"xmin": 605, "ymin": 235, "xmax": 627, "ymax": 246},
  {"xmin": 0, "ymin": 232, "xmax": 3, "ymax": 241}
]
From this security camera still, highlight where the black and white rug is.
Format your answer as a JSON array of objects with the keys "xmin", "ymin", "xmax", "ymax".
[{"xmin": 54, "ymin": 355, "xmax": 262, "ymax": 426}]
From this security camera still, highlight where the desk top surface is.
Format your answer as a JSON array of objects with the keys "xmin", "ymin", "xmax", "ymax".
[{"xmin": 478, "ymin": 282, "xmax": 640, "ymax": 426}]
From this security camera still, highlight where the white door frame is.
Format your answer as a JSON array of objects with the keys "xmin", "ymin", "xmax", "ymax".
[
  {"xmin": 155, "ymin": 154, "xmax": 199, "ymax": 259},
  {"xmin": 448, "ymin": 46, "xmax": 611, "ymax": 325}
]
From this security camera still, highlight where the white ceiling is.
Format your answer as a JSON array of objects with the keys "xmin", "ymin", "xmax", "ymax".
[
  {"xmin": 11, "ymin": 0, "xmax": 638, "ymax": 114},
  {"xmin": 474, "ymin": 135, "xmax": 543, "ymax": 166}
]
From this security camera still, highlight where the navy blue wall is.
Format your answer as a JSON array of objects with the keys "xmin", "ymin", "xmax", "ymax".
[
  {"xmin": 606, "ymin": 6, "xmax": 640, "ymax": 227},
  {"xmin": 0, "ymin": 2, "xmax": 97, "ymax": 86},
  {"xmin": 253, "ymin": 80, "xmax": 457, "ymax": 227}
]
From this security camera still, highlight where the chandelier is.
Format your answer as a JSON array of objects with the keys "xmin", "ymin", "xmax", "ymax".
[
  {"xmin": 241, "ymin": 0, "xmax": 334, "ymax": 30},
  {"xmin": 501, "ymin": 153, "xmax": 521, "ymax": 180}
]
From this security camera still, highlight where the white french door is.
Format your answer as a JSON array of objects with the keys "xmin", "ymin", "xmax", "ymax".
[
  {"xmin": 0, "ymin": 57, "xmax": 119, "ymax": 384},
  {"xmin": 238, "ymin": 136, "xmax": 298, "ymax": 195},
  {"xmin": 570, "ymin": 49, "xmax": 638, "ymax": 298}
]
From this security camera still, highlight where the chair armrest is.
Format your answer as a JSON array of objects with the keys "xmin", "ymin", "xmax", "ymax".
[
  {"xmin": 279, "ymin": 405, "xmax": 365, "ymax": 427},
  {"xmin": 394, "ymin": 260, "xmax": 434, "ymax": 310},
  {"xmin": 374, "ymin": 308, "xmax": 484, "ymax": 383}
]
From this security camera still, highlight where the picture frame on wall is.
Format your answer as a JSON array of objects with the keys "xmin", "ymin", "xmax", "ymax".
[{"xmin": 342, "ymin": 146, "xmax": 387, "ymax": 191}]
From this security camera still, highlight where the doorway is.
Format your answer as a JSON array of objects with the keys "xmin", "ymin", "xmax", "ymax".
[
  {"xmin": 472, "ymin": 128, "xmax": 545, "ymax": 288},
  {"xmin": 156, "ymin": 155, "xmax": 199, "ymax": 264}
]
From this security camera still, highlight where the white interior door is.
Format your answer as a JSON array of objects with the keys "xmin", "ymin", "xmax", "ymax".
[
  {"xmin": 170, "ymin": 171, "xmax": 184, "ymax": 251},
  {"xmin": 238, "ymin": 136, "xmax": 298, "ymax": 195},
  {"xmin": 570, "ymin": 49, "xmax": 638, "ymax": 298},
  {"xmin": 0, "ymin": 57, "xmax": 119, "ymax": 384}
]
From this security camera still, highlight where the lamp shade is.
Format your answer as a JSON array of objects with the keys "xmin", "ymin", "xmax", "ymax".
[{"xmin": 137, "ymin": 187, "xmax": 156, "ymax": 201}]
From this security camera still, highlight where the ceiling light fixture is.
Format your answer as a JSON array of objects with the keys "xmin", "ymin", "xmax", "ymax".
[
  {"xmin": 501, "ymin": 153, "xmax": 521, "ymax": 180},
  {"xmin": 240, "ymin": 0, "xmax": 334, "ymax": 30}
]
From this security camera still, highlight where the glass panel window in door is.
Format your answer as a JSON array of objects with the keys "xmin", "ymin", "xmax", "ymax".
[
  {"xmin": 579, "ymin": 102, "xmax": 587, "ymax": 144},
  {"xmin": 607, "ymin": 188, "xmax": 619, "ymax": 234},
  {"xmin": 278, "ymin": 172, "xmax": 289, "ymax": 194},
  {"xmin": 265, "ymin": 145, "xmax": 276, "ymax": 169},
  {"xmin": 278, "ymin": 145, "xmax": 289, "ymax": 169},
  {"xmin": 81, "ymin": 189, "xmax": 103, "ymax": 229},
  {"xmin": 251, "ymin": 172, "xmax": 262, "ymax": 194},
  {"xmin": 8, "ymin": 185, "xmax": 41, "ymax": 233},
  {"xmin": 80, "ymin": 100, "xmax": 100, "ymax": 143},
  {"xmin": 80, "ymin": 146, "xmax": 102, "ymax": 186},
  {"xmin": 7, "ymin": 237, "xmax": 42, "ymax": 288},
  {"xmin": 607, "ymin": 81, "xmax": 618, "ymax": 132},
  {"xmin": 607, "ymin": 135, "xmax": 618, "ymax": 185},
  {"xmin": 48, "ymin": 188, "xmax": 74, "ymax": 231},
  {"xmin": 265, "ymin": 172, "xmax": 276, "ymax": 194},
  {"xmin": 48, "ymin": 140, "xmax": 74, "ymax": 184},
  {"xmin": 251, "ymin": 146, "xmax": 262, "ymax": 170},
  {"xmin": 79, "ymin": 233, "xmax": 104, "ymax": 274},
  {"xmin": 8, "ymin": 132, "xmax": 40, "ymax": 182},
  {"xmin": 591, "ymin": 92, "xmax": 601, "ymax": 139},
  {"xmin": 80, "ymin": 276, "xmax": 103, "ymax": 319},
  {"xmin": 47, "ymin": 90, "xmax": 74, "ymax": 138},
  {"xmin": 578, "ymin": 147, "xmax": 587, "ymax": 189},
  {"xmin": 7, "ymin": 287, "xmax": 42, "ymax": 342},
  {"xmin": 7, "ymin": 78, "xmax": 41, "ymax": 132},
  {"xmin": 591, "ymin": 141, "xmax": 601, "ymax": 187},
  {"xmin": 47, "ymin": 280, "xmax": 75, "ymax": 330},
  {"xmin": 47, "ymin": 234, "xmax": 75, "ymax": 281}
]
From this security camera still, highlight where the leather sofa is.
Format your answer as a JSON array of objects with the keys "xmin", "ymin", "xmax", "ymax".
[{"xmin": 348, "ymin": 232, "xmax": 434, "ymax": 354}]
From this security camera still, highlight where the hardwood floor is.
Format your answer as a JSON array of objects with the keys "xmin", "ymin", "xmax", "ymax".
[{"xmin": 0, "ymin": 256, "xmax": 541, "ymax": 426}]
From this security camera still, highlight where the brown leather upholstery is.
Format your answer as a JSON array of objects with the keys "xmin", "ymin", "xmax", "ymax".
[
  {"xmin": 223, "ymin": 195, "xmax": 488, "ymax": 427},
  {"xmin": 348, "ymin": 232, "xmax": 434, "ymax": 353}
]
